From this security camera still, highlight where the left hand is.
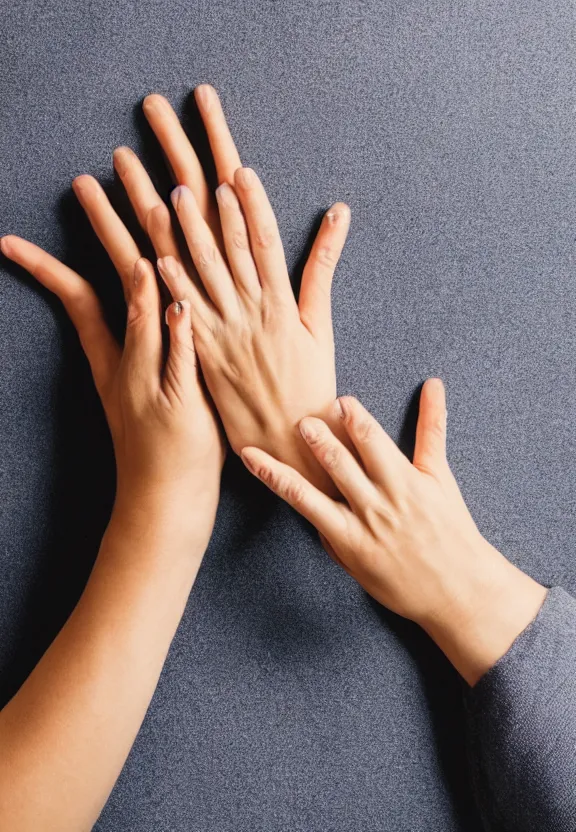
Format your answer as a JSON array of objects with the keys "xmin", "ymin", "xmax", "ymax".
[{"xmin": 108, "ymin": 84, "xmax": 352, "ymax": 494}]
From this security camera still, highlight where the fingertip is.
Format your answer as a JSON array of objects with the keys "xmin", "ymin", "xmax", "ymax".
[
  {"xmin": 234, "ymin": 167, "xmax": 257, "ymax": 190},
  {"xmin": 142, "ymin": 93, "xmax": 168, "ymax": 115},
  {"xmin": 426, "ymin": 376, "xmax": 444, "ymax": 390},
  {"xmin": 326, "ymin": 202, "xmax": 351, "ymax": 226},
  {"xmin": 422, "ymin": 377, "xmax": 446, "ymax": 407},
  {"xmin": 195, "ymin": 83, "xmax": 217, "ymax": 110},
  {"xmin": 170, "ymin": 184, "xmax": 192, "ymax": 210},
  {"xmin": 215, "ymin": 181, "xmax": 236, "ymax": 204},
  {"xmin": 72, "ymin": 173, "xmax": 96, "ymax": 194},
  {"xmin": 0, "ymin": 235, "xmax": 14, "ymax": 256},
  {"xmin": 112, "ymin": 146, "xmax": 134, "ymax": 176}
]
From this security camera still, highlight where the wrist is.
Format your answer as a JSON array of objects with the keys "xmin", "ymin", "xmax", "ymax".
[
  {"xmin": 419, "ymin": 542, "xmax": 548, "ymax": 686},
  {"xmin": 112, "ymin": 475, "xmax": 220, "ymax": 554}
]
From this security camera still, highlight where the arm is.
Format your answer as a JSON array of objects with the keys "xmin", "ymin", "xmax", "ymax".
[
  {"xmin": 0, "ymin": 232, "xmax": 222, "ymax": 830},
  {"xmin": 236, "ymin": 379, "xmax": 576, "ymax": 830},
  {"xmin": 463, "ymin": 585, "xmax": 576, "ymax": 831}
]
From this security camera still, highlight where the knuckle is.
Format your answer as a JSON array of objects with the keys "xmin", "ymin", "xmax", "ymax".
[
  {"xmin": 427, "ymin": 417, "xmax": 446, "ymax": 440},
  {"xmin": 319, "ymin": 442, "xmax": 340, "ymax": 469},
  {"xmin": 258, "ymin": 465, "xmax": 277, "ymax": 489},
  {"xmin": 254, "ymin": 225, "xmax": 277, "ymax": 250},
  {"xmin": 260, "ymin": 293, "xmax": 277, "ymax": 328},
  {"xmin": 353, "ymin": 417, "xmax": 375, "ymax": 444},
  {"xmin": 195, "ymin": 243, "xmax": 219, "ymax": 270},
  {"xmin": 315, "ymin": 245, "xmax": 338, "ymax": 268},
  {"xmin": 282, "ymin": 479, "xmax": 306, "ymax": 506},
  {"xmin": 126, "ymin": 303, "xmax": 149, "ymax": 328},
  {"xmin": 231, "ymin": 229, "xmax": 250, "ymax": 251}
]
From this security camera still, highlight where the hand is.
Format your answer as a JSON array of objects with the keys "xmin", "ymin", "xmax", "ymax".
[
  {"xmin": 109, "ymin": 83, "xmax": 352, "ymax": 494},
  {"xmin": 240, "ymin": 378, "xmax": 548, "ymax": 685},
  {"xmin": 0, "ymin": 237, "xmax": 224, "ymax": 550}
]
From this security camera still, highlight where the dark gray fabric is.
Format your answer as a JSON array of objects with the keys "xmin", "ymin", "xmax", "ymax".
[
  {"xmin": 1, "ymin": 1, "xmax": 576, "ymax": 830},
  {"xmin": 465, "ymin": 586, "xmax": 576, "ymax": 831}
]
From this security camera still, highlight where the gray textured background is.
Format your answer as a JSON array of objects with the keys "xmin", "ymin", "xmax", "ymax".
[{"xmin": 1, "ymin": 1, "xmax": 576, "ymax": 829}]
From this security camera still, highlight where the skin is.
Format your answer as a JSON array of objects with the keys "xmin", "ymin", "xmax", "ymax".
[
  {"xmin": 0, "ymin": 235, "xmax": 223, "ymax": 830},
  {"xmin": 0, "ymin": 81, "xmax": 547, "ymax": 828},
  {"xmin": 111, "ymin": 84, "xmax": 352, "ymax": 494},
  {"xmin": 0, "ymin": 83, "xmax": 348, "ymax": 827},
  {"xmin": 240, "ymin": 379, "xmax": 548, "ymax": 686}
]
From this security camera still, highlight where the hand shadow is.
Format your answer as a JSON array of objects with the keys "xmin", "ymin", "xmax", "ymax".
[
  {"xmin": 0, "ymin": 191, "xmax": 117, "ymax": 706},
  {"xmin": 378, "ymin": 386, "xmax": 483, "ymax": 830}
]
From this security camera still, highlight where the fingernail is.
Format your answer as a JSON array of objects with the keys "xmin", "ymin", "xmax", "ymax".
[
  {"xmin": 0, "ymin": 236, "xmax": 11, "ymax": 256},
  {"xmin": 236, "ymin": 167, "xmax": 256, "ymax": 188},
  {"xmin": 215, "ymin": 182, "xmax": 232, "ymax": 203},
  {"xmin": 133, "ymin": 257, "xmax": 147, "ymax": 287},
  {"xmin": 171, "ymin": 185, "xmax": 185, "ymax": 210},
  {"xmin": 334, "ymin": 398, "xmax": 345, "ymax": 419},
  {"xmin": 113, "ymin": 147, "xmax": 129, "ymax": 176},
  {"xmin": 299, "ymin": 419, "xmax": 317, "ymax": 443},
  {"xmin": 195, "ymin": 84, "xmax": 213, "ymax": 111},
  {"xmin": 164, "ymin": 300, "xmax": 181, "ymax": 324},
  {"xmin": 142, "ymin": 94, "xmax": 165, "ymax": 116}
]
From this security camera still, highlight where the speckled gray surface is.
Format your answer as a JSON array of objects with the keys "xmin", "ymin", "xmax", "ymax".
[{"xmin": 1, "ymin": 1, "xmax": 576, "ymax": 829}]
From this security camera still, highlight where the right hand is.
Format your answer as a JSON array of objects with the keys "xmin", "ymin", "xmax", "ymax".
[{"xmin": 240, "ymin": 378, "xmax": 548, "ymax": 685}]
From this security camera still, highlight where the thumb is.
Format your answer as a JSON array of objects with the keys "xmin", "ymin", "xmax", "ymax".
[
  {"xmin": 162, "ymin": 298, "xmax": 199, "ymax": 403},
  {"xmin": 121, "ymin": 257, "xmax": 162, "ymax": 397},
  {"xmin": 413, "ymin": 378, "xmax": 448, "ymax": 476}
]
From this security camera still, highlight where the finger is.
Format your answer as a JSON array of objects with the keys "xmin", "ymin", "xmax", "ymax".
[
  {"xmin": 298, "ymin": 415, "xmax": 381, "ymax": 512},
  {"xmin": 240, "ymin": 446, "xmax": 348, "ymax": 541},
  {"xmin": 336, "ymin": 396, "xmax": 412, "ymax": 490},
  {"xmin": 72, "ymin": 175, "xmax": 141, "ymax": 299},
  {"xmin": 413, "ymin": 378, "xmax": 448, "ymax": 477},
  {"xmin": 194, "ymin": 84, "xmax": 242, "ymax": 185},
  {"xmin": 298, "ymin": 203, "xmax": 350, "ymax": 339},
  {"xmin": 233, "ymin": 167, "xmax": 294, "ymax": 300},
  {"xmin": 156, "ymin": 254, "xmax": 214, "ymax": 324},
  {"xmin": 142, "ymin": 94, "xmax": 212, "ymax": 221},
  {"xmin": 0, "ymin": 235, "xmax": 120, "ymax": 397},
  {"xmin": 113, "ymin": 146, "xmax": 181, "ymax": 259},
  {"xmin": 162, "ymin": 299, "xmax": 199, "ymax": 403},
  {"xmin": 170, "ymin": 185, "xmax": 239, "ymax": 317},
  {"xmin": 122, "ymin": 257, "xmax": 163, "ymax": 396},
  {"xmin": 214, "ymin": 182, "xmax": 261, "ymax": 301}
]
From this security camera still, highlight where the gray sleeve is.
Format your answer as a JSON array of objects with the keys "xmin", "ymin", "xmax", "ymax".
[{"xmin": 463, "ymin": 585, "xmax": 576, "ymax": 832}]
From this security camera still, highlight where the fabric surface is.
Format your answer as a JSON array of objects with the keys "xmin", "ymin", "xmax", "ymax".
[
  {"xmin": 1, "ymin": 1, "xmax": 576, "ymax": 829},
  {"xmin": 465, "ymin": 586, "xmax": 576, "ymax": 831}
]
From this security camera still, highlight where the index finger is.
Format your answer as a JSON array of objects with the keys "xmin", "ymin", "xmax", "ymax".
[{"xmin": 240, "ymin": 445, "xmax": 349, "ymax": 542}]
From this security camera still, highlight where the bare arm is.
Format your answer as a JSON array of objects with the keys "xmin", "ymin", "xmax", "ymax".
[{"xmin": 0, "ymin": 228, "xmax": 222, "ymax": 830}]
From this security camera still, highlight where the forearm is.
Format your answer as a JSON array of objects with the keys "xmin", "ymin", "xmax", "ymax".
[
  {"xmin": 0, "ymin": 495, "xmax": 215, "ymax": 831},
  {"xmin": 462, "ymin": 585, "xmax": 576, "ymax": 832},
  {"xmin": 420, "ymin": 539, "xmax": 547, "ymax": 686}
]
